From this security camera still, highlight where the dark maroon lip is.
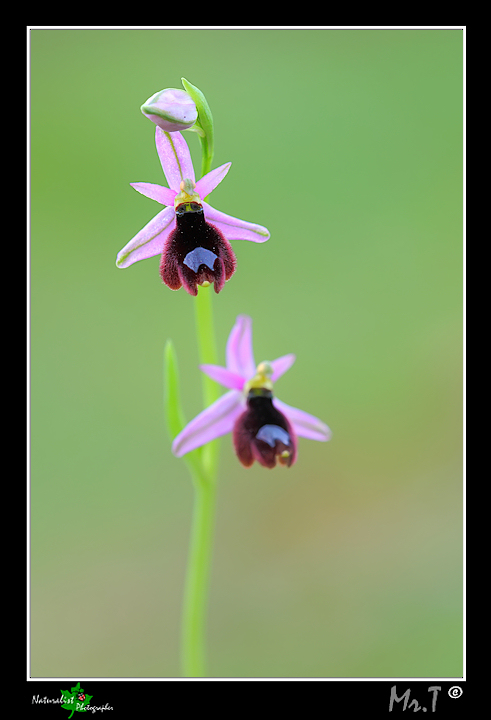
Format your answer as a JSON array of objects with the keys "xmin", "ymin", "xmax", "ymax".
[
  {"xmin": 159, "ymin": 204, "xmax": 236, "ymax": 295},
  {"xmin": 233, "ymin": 389, "xmax": 297, "ymax": 468}
]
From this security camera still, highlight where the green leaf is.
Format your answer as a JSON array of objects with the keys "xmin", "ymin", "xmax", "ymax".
[
  {"xmin": 163, "ymin": 339, "xmax": 187, "ymax": 440},
  {"xmin": 181, "ymin": 77, "xmax": 214, "ymax": 178},
  {"xmin": 164, "ymin": 339, "xmax": 205, "ymax": 482},
  {"xmin": 60, "ymin": 684, "xmax": 92, "ymax": 717}
]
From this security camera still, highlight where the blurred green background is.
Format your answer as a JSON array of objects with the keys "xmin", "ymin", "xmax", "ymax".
[{"xmin": 30, "ymin": 28, "xmax": 463, "ymax": 678}]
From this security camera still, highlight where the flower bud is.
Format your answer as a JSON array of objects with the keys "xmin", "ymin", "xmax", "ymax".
[{"xmin": 141, "ymin": 88, "xmax": 198, "ymax": 132}]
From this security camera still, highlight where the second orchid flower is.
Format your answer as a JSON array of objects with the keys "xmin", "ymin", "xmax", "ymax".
[{"xmin": 172, "ymin": 315, "xmax": 331, "ymax": 468}]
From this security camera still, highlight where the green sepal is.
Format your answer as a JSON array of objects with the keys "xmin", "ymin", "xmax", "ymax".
[
  {"xmin": 181, "ymin": 77, "xmax": 214, "ymax": 178},
  {"xmin": 185, "ymin": 124, "xmax": 206, "ymax": 138}
]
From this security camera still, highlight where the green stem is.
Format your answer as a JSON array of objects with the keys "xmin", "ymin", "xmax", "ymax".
[
  {"xmin": 180, "ymin": 286, "xmax": 220, "ymax": 677},
  {"xmin": 179, "ymin": 92, "xmax": 218, "ymax": 676},
  {"xmin": 194, "ymin": 285, "xmax": 220, "ymax": 477},
  {"xmin": 180, "ymin": 465, "xmax": 217, "ymax": 677}
]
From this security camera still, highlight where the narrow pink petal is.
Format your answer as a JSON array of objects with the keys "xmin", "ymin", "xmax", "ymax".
[
  {"xmin": 116, "ymin": 207, "xmax": 175, "ymax": 268},
  {"xmin": 130, "ymin": 182, "xmax": 176, "ymax": 206},
  {"xmin": 155, "ymin": 128, "xmax": 195, "ymax": 191},
  {"xmin": 206, "ymin": 222, "xmax": 270, "ymax": 244},
  {"xmin": 200, "ymin": 364, "xmax": 246, "ymax": 390},
  {"xmin": 172, "ymin": 391, "xmax": 244, "ymax": 457},
  {"xmin": 194, "ymin": 163, "xmax": 231, "ymax": 200},
  {"xmin": 270, "ymin": 354, "xmax": 296, "ymax": 383},
  {"xmin": 273, "ymin": 398, "xmax": 332, "ymax": 442},
  {"xmin": 226, "ymin": 315, "xmax": 256, "ymax": 379},
  {"xmin": 202, "ymin": 202, "xmax": 270, "ymax": 243}
]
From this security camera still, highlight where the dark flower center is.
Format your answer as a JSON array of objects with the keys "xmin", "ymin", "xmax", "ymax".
[
  {"xmin": 175, "ymin": 202, "xmax": 219, "ymax": 267},
  {"xmin": 160, "ymin": 201, "xmax": 236, "ymax": 295},
  {"xmin": 233, "ymin": 388, "xmax": 296, "ymax": 468}
]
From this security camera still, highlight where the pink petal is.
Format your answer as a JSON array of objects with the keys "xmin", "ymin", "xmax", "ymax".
[
  {"xmin": 130, "ymin": 182, "xmax": 176, "ymax": 206},
  {"xmin": 155, "ymin": 128, "xmax": 195, "ymax": 191},
  {"xmin": 270, "ymin": 354, "xmax": 296, "ymax": 383},
  {"xmin": 207, "ymin": 221, "xmax": 270, "ymax": 244},
  {"xmin": 194, "ymin": 163, "xmax": 231, "ymax": 200},
  {"xmin": 202, "ymin": 202, "xmax": 270, "ymax": 243},
  {"xmin": 226, "ymin": 315, "xmax": 256, "ymax": 379},
  {"xmin": 273, "ymin": 398, "xmax": 332, "ymax": 442},
  {"xmin": 116, "ymin": 207, "xmax": 175, "ymax": 268},
  {"xmin": 172, "ymin": 390, "xmax": 244, "ymax": 457},
  {"xmin": 200, "ymin": 364, "xmax": 246, "ymax": 390}
]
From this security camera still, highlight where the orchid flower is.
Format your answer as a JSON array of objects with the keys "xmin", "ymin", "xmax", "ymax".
[
  {"xmin": 116, "ymin": 128, "xmax": 270, "ymax": 295},
  {"xmin": 172, "ymin": 315, "xmax": 331, "ymax": 468}
]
